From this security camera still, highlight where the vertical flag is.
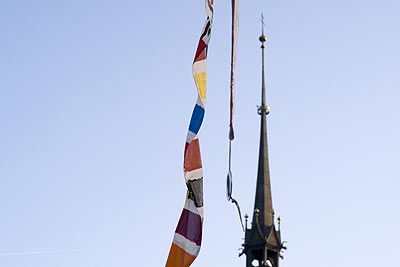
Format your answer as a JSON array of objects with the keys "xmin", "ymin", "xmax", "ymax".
[
  {"xmin": 165, "ymin": 1, "xmax": 214, "ymax": 267},
  {"xmin": 229, "ymin": 0, "xmax": 239, "ymax": 140}
]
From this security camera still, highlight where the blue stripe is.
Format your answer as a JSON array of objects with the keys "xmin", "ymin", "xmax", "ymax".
[{"xmin": 188, "ymin": 104, "xmax": 205, "ymax": 135}]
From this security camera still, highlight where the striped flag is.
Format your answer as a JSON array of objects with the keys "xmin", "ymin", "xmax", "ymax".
[{"xmin": 165, "ymin": 1, "xmax": 214, "ymax": 267}]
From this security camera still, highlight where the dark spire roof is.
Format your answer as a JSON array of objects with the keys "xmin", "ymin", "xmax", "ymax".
[
  {"xmin": 252, "ymin": 32, "xmax": 274, "ymax": 230},
  {"xmin": 242, "ymin": 25, "xmax": 285, "ymax": 267}
]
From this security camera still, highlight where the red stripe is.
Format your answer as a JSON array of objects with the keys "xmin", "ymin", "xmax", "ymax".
[
  {"xmin": 193, "ymin": 20, "xmax": 210, "ymax": 62},
  {"xmin": 184, "ymin": 139, "xmax": 202, "ymax": 172},
  {"xmin": 194, "ymin": 40, "xmax": 207, "ymax": 63}
]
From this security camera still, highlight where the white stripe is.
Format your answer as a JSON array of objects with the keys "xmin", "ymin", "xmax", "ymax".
[
  {"xmin": 205, "ymin": 1, "xmax": 213, "ymax": 22},
  {"xmin": 192, "ymin": 59, "xmax": 206, "ymax": 75},
  {"xmin": 186, "ymin": 131, "xmax": 197, "ymax": 143},
  {"xmin": 196, "ymin": 96, "xmax": 206, "ymax": 109},
  {"xmin": 184, "ymin": 168, "xmax": 203, "ymax": 182},
  {"xmin": 184, "ymin": 199, "xmax": 199, "ymax": 214},
  {"xmin": 184, "ymin": 199, "xmax": 204, "ymax": 219},
  {"xmin": 197, "ymin": 206, "xmax": 204, "ymax": 220},
  {"xmin": 173, "ymin": 233, "xmax": 200, "ymax": 256}
]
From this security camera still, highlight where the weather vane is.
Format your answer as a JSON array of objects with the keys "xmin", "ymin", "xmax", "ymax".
[{"xmin": 261, "ymin": 13, "xmax": 265, "ymax": 35}]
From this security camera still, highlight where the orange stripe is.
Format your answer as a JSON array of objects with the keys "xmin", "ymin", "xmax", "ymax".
[
  {"xmin": 184, "ymin": 139, "xmax": 202, "ymax": 172},
  {"xmin": 165, "ymin": 243, "xmax": 196, "ymax": 267}
]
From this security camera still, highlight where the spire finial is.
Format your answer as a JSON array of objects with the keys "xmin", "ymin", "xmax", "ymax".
[
  {"xmin": 257, "ymin": 13, "xmax": 269, "ymax": 115},
  {"xmin": 259, "ymin": 14, "xmax": 267, "ymax": 45}
]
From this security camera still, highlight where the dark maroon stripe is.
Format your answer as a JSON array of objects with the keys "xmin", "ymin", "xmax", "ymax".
[
  {"xmin": 201, "ymin": 20, "xmax": 211, "ymax": 39},
  {"xmin": 193, "ymin": 20, "xmax": 210, "ymax": 62},
  {"xmin": 175, "ymin": 208, "xmax": 202, "ymax": 246},
  {"xmin": 194, "ymin": 39, "xmax": 207, "ymax": 63}
]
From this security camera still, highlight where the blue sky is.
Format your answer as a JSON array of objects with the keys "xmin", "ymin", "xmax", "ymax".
[{"xmin": 1, "ymin": 1, "xmax": 399, "ymax": 266}]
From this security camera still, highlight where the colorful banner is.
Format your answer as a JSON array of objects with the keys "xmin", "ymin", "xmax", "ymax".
[{"xmin": 165, "ymin": 1, "xmax": 214, "ymax": 267}]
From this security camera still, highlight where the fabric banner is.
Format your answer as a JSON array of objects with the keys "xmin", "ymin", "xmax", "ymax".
[{"xmin": 165, "ymin": 1, "xmax": 214, "ymax": 267}]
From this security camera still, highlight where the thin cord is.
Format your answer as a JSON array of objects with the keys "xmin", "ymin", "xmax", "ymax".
[
  {"xmin": 231, "ymin": 198, "xmax": 245, "ymax": 232},
  {"xmin": 228, "ymin": 140, "xmax": 232, "ymax": 171},
  {"xmin": 227, "ymin": 140, "xmax": 245, "ymax": 232}
]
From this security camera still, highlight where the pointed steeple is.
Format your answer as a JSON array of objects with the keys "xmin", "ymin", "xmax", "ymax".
[
  {"xmin": 253, "ymin": 24, "xmax": 274, "ymax": 230},
  {"xmin": 241, "ymin": 18, "xmax": 285, "ymax": 267}
]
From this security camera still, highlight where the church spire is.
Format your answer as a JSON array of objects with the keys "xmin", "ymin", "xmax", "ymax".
[
  {"xmin": 253, "ymin": 18, "xmax": 274, "ymax": 230},
  {"xmin": 241, "ymin": 17, "xmax": 285, "ymax": 267}
]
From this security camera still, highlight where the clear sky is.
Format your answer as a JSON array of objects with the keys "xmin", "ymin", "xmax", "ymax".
[{"xmin": 1, "ymin": 1, "xmax": 400, "ymax": 267}]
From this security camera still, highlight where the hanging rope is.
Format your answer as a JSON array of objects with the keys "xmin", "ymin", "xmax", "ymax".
[{"xmin": 226, "ymin": 0, "xmax": 244, "ymax": 232}]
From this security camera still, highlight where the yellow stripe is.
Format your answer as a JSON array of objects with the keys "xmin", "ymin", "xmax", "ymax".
[{"xmin": 194, "ymin": 72, "xmax": 206, "ymax": 99}]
